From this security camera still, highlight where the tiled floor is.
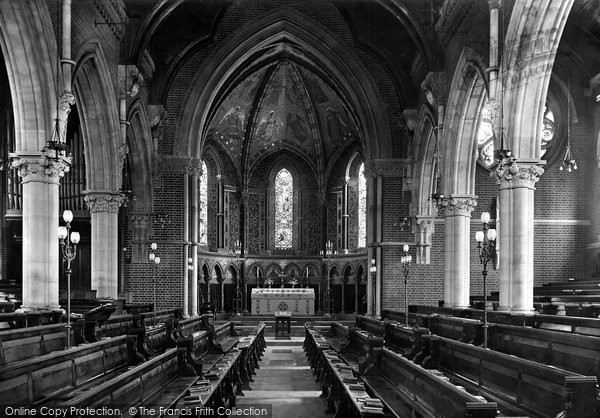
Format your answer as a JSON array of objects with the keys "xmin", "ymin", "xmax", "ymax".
[{"xmin": 235, "ymin": 337, "xmax": 329, "ymax": 418}]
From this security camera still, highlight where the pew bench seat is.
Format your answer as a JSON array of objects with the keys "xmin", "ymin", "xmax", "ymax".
[
  {"xmin": 209, "ymin": 322, "xmax": 240, "ymax": 354},
  {"xmin": 0, "ymin": 335, "xmax": 141, "ymax": 405},
  {"xmin": 363, "ymin": 348, "xmax": 498, "ymax": 418},
  {"xmin": 323, "ymin": 322, "xmax": 349, "ymax": 352}
]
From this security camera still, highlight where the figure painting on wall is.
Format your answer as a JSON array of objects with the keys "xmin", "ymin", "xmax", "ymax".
[
  {"xmin": 256, "ymin": 110, "xmax": 284, "ymax": 141},
  {"xmin": 219, "ymin": 105, "xmax": 246, "ymax": 139},
  {"xmin": 326, "ymin": 107, "xmax": 347, "ymax": 140},
  {"xmin": 286, "ymin": 109, "xmax": 310, "ymax": 144}
]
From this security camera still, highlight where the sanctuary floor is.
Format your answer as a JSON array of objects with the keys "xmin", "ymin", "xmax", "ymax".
[{"xmin": 235, "ymin": 336, "xmax": 329, "ymax": 418}]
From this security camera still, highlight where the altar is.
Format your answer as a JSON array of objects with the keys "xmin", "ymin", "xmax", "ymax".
[{"xmin": 251, "ymin": 288, "xmax": 315, "ymax": 315}]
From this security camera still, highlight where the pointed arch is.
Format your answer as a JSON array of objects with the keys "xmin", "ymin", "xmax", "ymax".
[
  {"xmin": 127, "ymin": 99, "xmax": 154, "ymax": 214},
  {"xmin": 442, "ymin": 48, "xmax": 488, "ymax": 195},
  {"xmin": 176, "ymin": 8, "xmax": 390, "ymax": 161},
  {"xmin": 412, "ymin": 104, "xmax": 437, "ymax": 216},
  {"xmin": 0, "ymin": 1, "xmax": 57, "ymax": 151},
  {"xmin": 502, "ymin": 0, "xmax": 574, "ymax": 159},
  {"xmin": 73, "ymin": 41, "xmax": 121, "ymax": 191}
]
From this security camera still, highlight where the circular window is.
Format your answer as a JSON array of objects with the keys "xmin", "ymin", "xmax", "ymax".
[{"xmin": 476, "ymin": 95, "xmax": 562, "ymax": 169}]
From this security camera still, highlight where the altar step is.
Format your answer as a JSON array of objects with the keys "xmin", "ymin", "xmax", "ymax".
[{"xmin": 228, "ymin": 315, "xmax": 355, "ymax": 337}]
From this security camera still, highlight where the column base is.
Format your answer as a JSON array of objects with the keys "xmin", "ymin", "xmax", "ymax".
[
  {"xmin": 17, "ymin": 305, "xmax": 62, "ymax": 312},
  {"xmin": 508, "ymin": 308, "xmax": 536, "ymax": 315}
]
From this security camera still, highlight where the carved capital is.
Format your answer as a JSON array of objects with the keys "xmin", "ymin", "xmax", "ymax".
[
  {"xmin": 363, "ymin": 158, "xmax": 408, "ymax": 178},
  {"xmin": 435, "ymin": 0, "xmax": 471, "ymax": 47},
  {"xmin": 317, "ymin": 192, "xmax": 327, "ymax": 206},
  {"xmin": 84, "ymin": 192, "xmax": 126, "ymax": 213},
  {"xmin": 437, "ymin": 196, "xmax": 477, "ymax": 217},
  {"xmin": 59, "ymin": 92, "xmax": 76, "ymax": 116},
  {"xmin": 118, "ymin": 143, "xmax": 129, "ymax": 168},
  {"xmin": 493, "ymin": 162, "xmax": 544, "ymax": 190},
  {"xmin": 139, "ymin": 49, "xmax": 156, "ymax": 82},
  {"xmin": 94, "ymin": 0, "xmax": 128, "ymax": 41},
  {"xmin": 130, "ymin": 213, "xmax": 150, "ymax": 242},
  {"xmin": 401, "ymin": 109, "xmax": 418, "ymax": 132},
  {"xmin": 153, "ymin": 155, "xmax": 203, "ymax": 176},
  {"xmin": 241, "ymin": 192, "xmax": 251, "ymax": 206},
  {"xmin": 10, "ymin": 154, "xmax": 70, "ymax": 184},
  {"xmin": 57, "ymin": 92, "xmax": 76, "ymax": 143},
  {"xmin": 421, "ymin": 72, "xmax": 446, "ymax": 108},
  {"xmin": 415, "ymin": 216, "xmax": 435, "ymax": 233},
  {"xmin": 118, "ymin": 65, "xmax": 143, "ymax": 97}
]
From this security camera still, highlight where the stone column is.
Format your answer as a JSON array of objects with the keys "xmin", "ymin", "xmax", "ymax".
[
  {"xmin": 438, "ymin": 196, "xmax": 477, "ymax": 308},
  {"xmin": 11, "ymin": 153, "xmax": 69, "ymax": 310},
  {"xmin": 182, "ymin": 174, "xmax": 190, "ymax": 318},
  {"xmin": 366, "ymin": 174, "xmax": 376, "ymax": 316},
  {"xmin": 415, "ymin": 215, "xmax": 434, "ymax": 264},
  {"xmin": 191, "ymin": 174, "xmax": 199, "ymax": 317},
  {"xmin": 216, "ymin": 175, "xmax": 224, "ymax": 249},
  {"xmin": 84, "ymin": 192, "xmax": 125, "ymax": 299},
  {"xmin": 317, "ymin": 192, "xmax": 327, "ymax": 315},
  {"xmin": 375, "ymin": 175, "xmax": 383, "ymax": 317},
  {"xmin": 493, "ymin": 161, "xmax": 543, "ymax": 313},
  {"xmin": 340, "ymin": 278, "xmax": 345, "ymax": 314},
  {"xmin": 354, "ymin": 278, "xmax": 359, "ymax": 313},
  {"xmin": 341, "ymin": 176, "xmax": 350, "ymax": 253}
]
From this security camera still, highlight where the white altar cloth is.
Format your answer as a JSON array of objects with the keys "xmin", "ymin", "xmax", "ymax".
[{"xmin": 251, "ymin": 288, "xmax": 315, "ymax": 315}]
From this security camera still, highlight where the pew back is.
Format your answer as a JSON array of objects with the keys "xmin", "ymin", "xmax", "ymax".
[
  {"xmin": 0, "ymin": 324, "xmax": 67, "ymax": 365},
  {"xmin": 61, "ymin": 348, "xmax": 181, "ymax": 410},
  {"xmin": 430, "ymin": 335, "xmax": 598, "ymax": 417},
  {"xmin": 488, "ymin": 322, "xmax": 600, "ymax": 380},
  {"xmin": 0, "ymin": 335, "xmax": 137, "ymax": 404},
  {"xmin": 365, "ymin": 347, "xmax": 498, "ymax": 418}
]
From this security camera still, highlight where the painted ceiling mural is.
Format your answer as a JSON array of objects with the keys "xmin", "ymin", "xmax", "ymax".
[{"xmin": 208, "ymin": 59, "xmax": 359, "ymax": 174}]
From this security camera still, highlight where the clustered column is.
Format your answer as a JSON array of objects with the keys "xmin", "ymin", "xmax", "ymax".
[
  {"xmin": 84, "ymin": 191, "xmax": 126, "ymax": 299},
  {"xmin": 11, "ymin": 154, "xmax": 70, "ymax": 310},
  {"xmin": 438, "ymin": 196, "xmax": 477, "ymax": 308},
  {"xmin": 493, "ymin": 161, "xmax": 543, "ymax": 313}
]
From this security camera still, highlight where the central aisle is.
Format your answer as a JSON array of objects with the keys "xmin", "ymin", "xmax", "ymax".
[{"xmin": 235, "ymin": 336, "xmax": 329, "ymax": 418}]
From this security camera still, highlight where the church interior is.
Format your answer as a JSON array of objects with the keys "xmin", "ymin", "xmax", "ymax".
[{"xmin": 1, "ymin": 0, "xmax": 600, "ymax": 416}]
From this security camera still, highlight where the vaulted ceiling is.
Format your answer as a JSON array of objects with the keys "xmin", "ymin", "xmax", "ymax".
[{"xmin": 207, "ymin": 59, "xmax": 359, "ymax": 174}]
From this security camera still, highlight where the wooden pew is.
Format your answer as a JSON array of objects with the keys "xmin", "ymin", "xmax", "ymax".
[
  {"xmin": 63, "ymin": 325, "xmax": 267, "ymax": 417},
  {"xmin": 324, "ymin": 322, "xmax": 350, "ymax": 352},
  {"xmin": 0, "ymin": 323, "xmax": 68, "ymax": 365},
  {"xmin": 532, "ymin": 313, "xmax": 600, "ymax": 337},
  {"xmin": 355, "ymin": 315, "xmax": 385, "ymax": 336},
  {"xmin": 208, "ymin": 321, "xmax": 240, "ymax": 354},
  {"xmin": 0, "ymin": 335, "xmax": 143, "ymax": 404},
  {"xmin": 0, "ymin": 310, "xmax": 62, "ymax": 329},
  {"xmin": 427, "ymin": 315, "xmax": 483, "ymax": 345},
  {"xmin": 406, "ymin": 305, "xmax": 600, "ymax": 337},
  {"xmin": 421, "ymin": 335, "xmax": 599, "ymax": 417},
  {"xmin": 304, "ymin": 324, "xmax": 387, "ymax": 417},
  {"xmin": 381, "ymin": 310, "xmax": 483, "ymax": 345},
  {"xmin": 383, "ymin": 321, "xmax": 429, "ymax": 360},
  {"xmin": 60, "ymin": 347, "xmax": 197, "ymax": 412},
  {"xmin": 363, "ymin": 347, "xmax": 498, "ymax": 418},
  {"xmin": 321, "ymin": 322, "xmax": 383, "ymax": 374},
  {"xmin": 488, "ymin": 322, "xmax": 600, "ymax": 381}
]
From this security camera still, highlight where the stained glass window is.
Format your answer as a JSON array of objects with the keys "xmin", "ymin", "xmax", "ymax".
[
  {"xmin": 275, "ymin": 168, "xmax": 293, "ymax": 249},
  {"xmin": 199, "ymin": 161, "xmax": 208, "ymax": 246},
  {"xmin": 358, "ymin": 163, "xmax": 366, "ymax": 248}
]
